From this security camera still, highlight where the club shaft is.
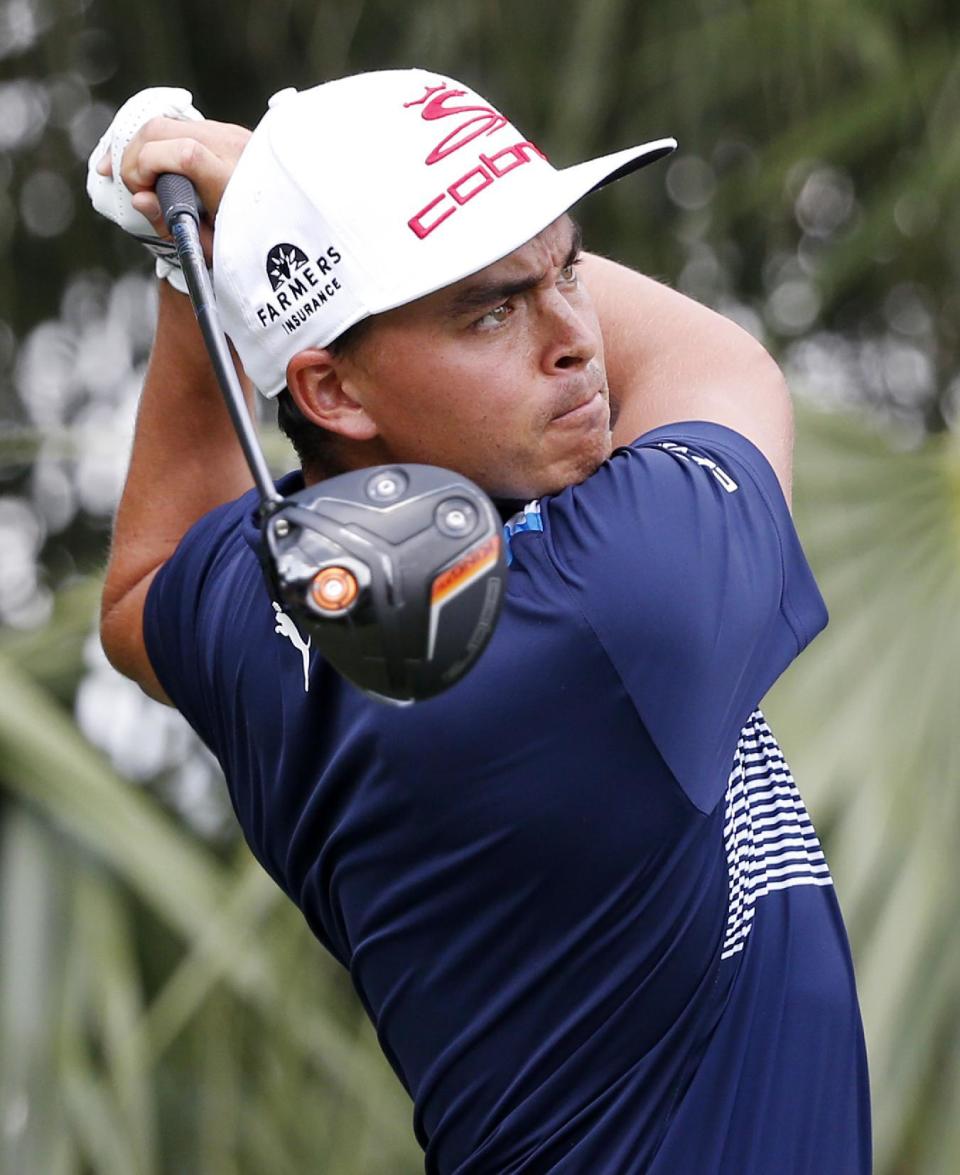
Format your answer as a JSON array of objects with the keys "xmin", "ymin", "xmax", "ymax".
[{"xmin": 167, "ymin": 210, "xmax": 282, "ymax": 508}]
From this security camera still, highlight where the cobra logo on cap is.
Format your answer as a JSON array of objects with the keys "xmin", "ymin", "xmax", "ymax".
[{"xmin": 401, "ymin": 80, "xmax": 548, "ymax": 240}]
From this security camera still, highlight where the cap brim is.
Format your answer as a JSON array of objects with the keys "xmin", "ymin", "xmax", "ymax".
[
  {"xmin": 560, "ymin": 137, "xmax": 678, "ymax": 195},
  {"xmin": 365, "ymin": 136, "xmax": 678, "ymax": 324}
]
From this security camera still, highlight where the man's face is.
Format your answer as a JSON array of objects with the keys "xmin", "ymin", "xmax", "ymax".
[{"xmin": 334, "ymin": 216, "xmax": 611, "ymax": 499}]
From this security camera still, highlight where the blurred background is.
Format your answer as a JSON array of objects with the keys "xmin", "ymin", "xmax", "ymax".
[{"xmin": 1, "ymin": 1, "xmax": 959, "ymax": 1171}]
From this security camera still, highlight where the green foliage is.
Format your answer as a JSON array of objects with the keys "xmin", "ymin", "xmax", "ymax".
[
  {"xmin": 766, "ymin": 403, "xmax": 960, "ymax": 1174},
  {"xmin": 0, "ymin": 632, "xmax": 420, "ymax": 1172}
]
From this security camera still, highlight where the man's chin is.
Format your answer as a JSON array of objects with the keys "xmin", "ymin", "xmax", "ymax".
[{"xmin": 565, "ymin": 430, "xmax": 614, "ymax": 486}]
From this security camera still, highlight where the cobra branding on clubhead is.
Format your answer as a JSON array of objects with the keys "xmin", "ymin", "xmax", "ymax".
[{"xmin": 156, "ymin": 172, "xmax": 507, "ymax": 702}]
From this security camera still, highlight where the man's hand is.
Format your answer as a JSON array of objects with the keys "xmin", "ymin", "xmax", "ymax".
[
  {"xmin": 88, "ymin": 89, "xmax": 251, "ymax": 276},
  {"xmin": 88, "ymin": 89, "xmax": 204, "ymax": 290},
  {"xmin": 100, "ymin": 115, "xmax": 251, "ymax": 265}
]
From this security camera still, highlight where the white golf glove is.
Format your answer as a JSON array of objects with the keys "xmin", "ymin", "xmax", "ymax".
[{"xmin": 86, "ymin": 87, "xmax": 204, "ymax": 294}]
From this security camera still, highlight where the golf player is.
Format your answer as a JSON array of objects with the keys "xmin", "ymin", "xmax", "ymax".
[{"xmin": 90, "ymin": 72, "xmax": 870, "ymax": 1173}]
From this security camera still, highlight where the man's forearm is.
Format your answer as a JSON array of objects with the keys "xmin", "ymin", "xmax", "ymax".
[
  {"xmin": 100, "ymin": 282, "xmax": 254, "ymax": 693},
  {"xmin": 582, "ymin": 253, "xmax": 793, "ymax": 503}
]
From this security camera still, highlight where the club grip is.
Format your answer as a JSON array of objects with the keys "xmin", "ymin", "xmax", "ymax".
[{"xmin": 157, "ymin": 172, "xmax": 200, "ymax": 231}]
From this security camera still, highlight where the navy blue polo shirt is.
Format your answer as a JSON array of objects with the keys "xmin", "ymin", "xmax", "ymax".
[{"xmin": 144, "ymin": 421, "xmax": 870, "ymax": 1173}]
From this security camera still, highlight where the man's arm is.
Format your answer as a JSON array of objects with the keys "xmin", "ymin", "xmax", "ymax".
[
  {"xmin": 581, "ymin": 253, "xmax": 793, "ymax": 508},
  {"xmin": 100, "ymin": 284, "xmax": 254, "ymax": 702},
  {"xmin": 99, "ymin": 120, "xmax": 253, "ymax": 702}
]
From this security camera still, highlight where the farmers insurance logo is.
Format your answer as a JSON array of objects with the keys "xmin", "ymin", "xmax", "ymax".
[
  {"xmin": 256, "ymin": 241, "xmax": 344, "ymax": 337},
  {"xmin": 403, "ymin": 81, "xmax": 548, "ymax": 239}
]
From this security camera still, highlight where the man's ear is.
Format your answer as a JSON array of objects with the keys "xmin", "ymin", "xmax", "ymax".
[{"xmin": 285, "ymin": 349, "xmax": 379, "ymax": 442}]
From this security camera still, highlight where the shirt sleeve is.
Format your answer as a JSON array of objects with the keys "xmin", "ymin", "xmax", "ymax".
[{"xmin": 539, "ymin": 420, "xmax": 827, "ymax": 813}]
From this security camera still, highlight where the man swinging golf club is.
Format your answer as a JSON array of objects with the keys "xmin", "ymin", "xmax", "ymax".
[{"xmin": 89, "ymin": 71, "xmax": 870, "ymax": 1173}]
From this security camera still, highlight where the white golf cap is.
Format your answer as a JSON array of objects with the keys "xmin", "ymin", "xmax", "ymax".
[{"xmin": 213, "ymin": 68, "xmax": 676, "ymax": 397}]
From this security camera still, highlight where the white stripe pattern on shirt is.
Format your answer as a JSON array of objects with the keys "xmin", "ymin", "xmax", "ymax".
[{"xmin": 720, "ymin": 709, "xmax": 832, "ymax": 961}]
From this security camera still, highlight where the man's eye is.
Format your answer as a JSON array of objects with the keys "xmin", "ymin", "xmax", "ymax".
[
  {"xmin": 476, "ymin": 303, "xmax": 512, "ymax": 328},
  {"xmin": 559, "ymin": 263, "xmax": 580, "ymax": 286}
]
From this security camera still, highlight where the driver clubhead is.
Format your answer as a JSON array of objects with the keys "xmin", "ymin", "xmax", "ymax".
[{"xmin": 261, "ymin": 464, "xmax": 506, "ymax": 702}]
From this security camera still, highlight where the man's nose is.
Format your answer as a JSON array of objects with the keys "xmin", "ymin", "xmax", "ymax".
[{"xmin": 541, "ymin": 293, "xmax": 599, "ymax": 373}]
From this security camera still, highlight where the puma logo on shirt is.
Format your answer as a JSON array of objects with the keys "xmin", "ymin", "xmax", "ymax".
[{"xmin": 272, "ymin": 602, "xmax": 311, "ymax": 692}]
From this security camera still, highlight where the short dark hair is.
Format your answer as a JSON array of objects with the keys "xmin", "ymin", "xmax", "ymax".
[{"xmin": 275, "ymin": 316, "xmax": 372, "ymax": 478}]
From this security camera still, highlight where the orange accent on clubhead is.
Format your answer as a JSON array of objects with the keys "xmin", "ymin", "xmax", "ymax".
[
  {"xmin": 311, "ymin": 566, "xmax": 359, "ymax": 612},
  {"xmin": 430, "ymin": 535, "xmax": 500, "ymax": 606}
]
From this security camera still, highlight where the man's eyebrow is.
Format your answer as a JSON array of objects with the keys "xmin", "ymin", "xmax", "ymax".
[
  {"xmin": 444, "ymin": 272, "xmax": 544, "ymax": 317},
  {"xmin": 444, "ymin": 220, "xmax": 585, "ymax": 318}
]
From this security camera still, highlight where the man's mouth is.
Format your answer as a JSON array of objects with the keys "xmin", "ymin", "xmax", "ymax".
[{"xmin": 552, "ymin": 389, "xmax": 608, "ymax": 425}]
